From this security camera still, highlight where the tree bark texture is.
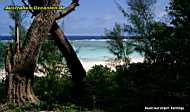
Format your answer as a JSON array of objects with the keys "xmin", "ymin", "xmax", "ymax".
[
  {"xmin": 50, "ymin": 22, "xmax": 86, "ymax": 83},
  {"xmin": 49, "ymin": 3, "xmax": 86, "ymax": 96},
  {"xmin": 5, "ymin": 0, "xmax": 60, "ymax": 105},
  {"xmin": 3, "ymin": 0, "xmax": 85, "ymax": 107}
]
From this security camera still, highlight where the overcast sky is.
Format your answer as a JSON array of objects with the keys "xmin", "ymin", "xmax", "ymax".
[{"xmin": 0, "ymin": 0, "xmax": 169, "ymax": 36}]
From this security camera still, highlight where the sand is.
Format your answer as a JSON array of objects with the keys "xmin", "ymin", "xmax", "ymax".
[
  {"xmin": 0, "ymin": 57, "xmax": 144, "ymax": 79},
  {"xmin": 81, "ymin": 57, "xmax": 144, "ymax": 71}
]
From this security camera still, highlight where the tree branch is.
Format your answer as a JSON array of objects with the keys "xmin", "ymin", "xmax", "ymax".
[
  {"xmin": 50, "ymin": 22, "xmax": 86, "ymax": 82},
  {"xmin": 22, "ymin": 0, "xmax": 34, "ymax": 14},
  {"xmin": 21, "ymin": 0, "xmax": 85, "ymax": 81},
  {"xmin": 55, "ymin": 2, "xmax": 79, "ymax": 20}
]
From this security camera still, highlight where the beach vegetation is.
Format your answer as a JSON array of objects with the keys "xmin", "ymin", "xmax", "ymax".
[
  {"xmin": 101, "ymin": 0, "xmax": 190, "ymax": 111},
  {"xmin": 105, "ymin": 0, "xmax": 158, "ymax": 65},
  {"xmin": 0, "ymin": 42, "xmax": 6, "ymax": 68},
  {"xmin": 105, "ymin": 23, "xmax": 133, "ymax": 64},
  {"xmin": 0, "ymin": 0, "xmax": 190, "ymax": 112},
  {"xmin": 9, "ymin": 10, "xmax": 27, "ymax": 46},
  {"xmin": 115, "ymin": 0, "xmax": 157, "ymax": 63}
]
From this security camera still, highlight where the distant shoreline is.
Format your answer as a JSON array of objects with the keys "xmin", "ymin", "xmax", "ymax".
[{"xmin": 0, "ymin": 35, "xmax": 139, "ymax": 41}]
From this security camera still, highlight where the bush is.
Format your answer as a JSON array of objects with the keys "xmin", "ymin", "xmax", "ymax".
[
  {"xmin": 33, "ymin": 65, "xmax": 73, "ymax": 109},
  {"xmin": 114, "ymin": 63, "xmax": 190, "ymax": 111},
  {"xmin": 79, "ymin": 65, "xmax": 117, "ymax": 111},
  {"xmin": 0, "ymin": 42, "xmax": 6, "ymax": 68},
  {"xmin": 0, "ymin": 79, "xmax": 6, "ymax": 103}
]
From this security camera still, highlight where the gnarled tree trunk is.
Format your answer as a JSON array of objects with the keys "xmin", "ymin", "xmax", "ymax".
[
  {"xmin": 5, "ymin": 0, "xmax": 59, "ymax": 106},
  {"xmin": 3, "ymin": 0, "xmax": 85, "ymax": 108}
]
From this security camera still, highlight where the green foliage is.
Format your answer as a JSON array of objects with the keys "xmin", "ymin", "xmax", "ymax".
[
  {"xmin": 99, "ymin": 1, "xmax": 190, "ymax": 111},
  {"xmin": 143, "ymin": 22, "xmax": 175, "ymax": 63},
  {"xmin": 6, "ymin": 102, "xmax": 102, "ymax": 112},
  {"xmin": 105, "ymin": 0, "xmax": 159, "ymax": 64},
  {"xmin": 35, "ymin": 38, "xmax": 70, "ymax": 100},
  {"xmin": 38, "ymin": 39, "xmax": 64, "ymax": 65},
  {"xmin": 1, "ymin": 1, "xmax": 190, "ymax": 112},
  {"xmin": 113, "ymin": 63, "xmax": 190, "ymax": 111},
  {"xmin": 34, "ymin": 38, "xmax": 72, "ymax": 110},
  {"xmin": 79, "ymin": 65, "xmax": 118, "ymax": 111},
  {"xmin": 168, "ymin": 0, "xmax": 190, "ymax": 64},
  {"xmin": 87, "ymin": 65, "xmax": 113, "ymax": 79},
  {"xmin": 105, "ymin": 23, "xmax": 133, "ymax": 64},
  {"xmin": 169, "ymin": 0, "xmax": 190, "ymax": 26},
  {"xmin": 0, "ymin": 42, "xmax": 6, "ymax": 68},
  {"xmin": 86, "ymin": 65, "xmax": 115, "ymax": 93},
  {"xmin": 105, "ymin": 23, "xmax": 125, "ymax": 59},
  {"xmin": 0, "ymin": 79, "xmax": 6, "ymax": 102},
  {"xmin": 125, "ymin": 0, "xmax": 156, "ymax": 63},
  {"xmin": 9, "ymin": 11, "xmax": 27, "ymax": 47},
  {"xmin": 86, "ymin": 65, "xmax": 115, "ymax": 98},
  {"xmin": 118, "ymin": 0, "xmax": 155, "ymax": 36},
  {"xmin": 114, "ymin": 0, "xmax": 160, "ymax": 63},
  {"xmin": 111, "ymin": 0, "xmax": 190, "ymax": 65},
  {"xmin": 34, "ymin": 59, "xmax": 71, "ymax": 109}
]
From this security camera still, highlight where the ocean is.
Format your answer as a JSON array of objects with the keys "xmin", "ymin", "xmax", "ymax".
[{"xmin": 0, "ymin": 35, "xmax": 143, "ymax": 63}]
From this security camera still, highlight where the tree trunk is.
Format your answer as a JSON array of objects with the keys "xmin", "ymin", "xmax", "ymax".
[
  {"xmin": 5, "ymin": 0, "xmax": 59, "ymax": 105},
  {"xmin": 50, "ymin": 22, "xmax": 86, "ymax": 82},
  {"xmin": 5, "ymin": 46, "xmax": 37, "ymax": 106},
  {"xmin": 50, "ymin": 22, "xmax": 85, "ymax": 103},
  {"xmin": 3, "ymin": 0, "xmax": 84, "ymax": 107}
]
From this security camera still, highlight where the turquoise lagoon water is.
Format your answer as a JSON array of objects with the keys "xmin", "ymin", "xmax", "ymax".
[
  {"xmin": 0, "ymin": 35, "xmax": 143, "ymax": 62},
  {"xmin": 70, "ymin": 39, "xmax": 143, "ymax": 61}
]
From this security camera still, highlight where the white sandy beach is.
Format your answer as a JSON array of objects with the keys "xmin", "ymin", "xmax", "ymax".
[
  {"xmin": 81, "ymin": 57, "xmax": 144, "ymax": 71},
  {"xmin": 0, "ymin": 57, "xmax": 144, "ymax": 79},
  {"xmin": 81, "ymin": 59, "xmax": 110, "ymax": 71}
]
